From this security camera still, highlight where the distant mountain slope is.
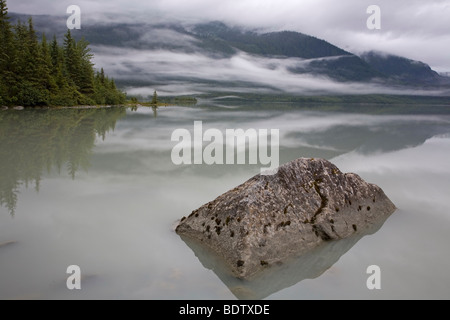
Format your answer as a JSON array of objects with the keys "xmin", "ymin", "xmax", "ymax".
[
  {"xmin": 361, "ymin": 51, "xmax": 443, "ymax": 85},
  {"xmin": 289, "ymin": 55, "xmax": 383, "ymax": 82}
]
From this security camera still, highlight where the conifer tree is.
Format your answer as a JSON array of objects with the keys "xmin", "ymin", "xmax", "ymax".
[
  {"xmin": 76, "ymin": 38, "xmax": 94, "ymax": 95},
  {"xmin": 151, "ymin": 90, "xmax": 158, "ymax": 105},
  {"xmin": 100, "ymin": 68, "xmax": 105, "ymax": 84},
  {"xmin": 40, "ymin": 34, "xmax": 57, "ymax": 94},
  {"xmin": 50, "ymin": 35, "xmax": 59, "ymax": 72},
  {"xmin": 25, "ymin": 18, "xmax": 40, "ymax": 83},
  {"xmin": 49, "ymin": 35, "xmax": 77, "ymax": 106},
  {"xmin": 0, "ymin": 0, "xmax": 15, "ymax": 105},
  {"xmin": 64, "ymin": 30, "xmax": 81, "ymax": 90}
]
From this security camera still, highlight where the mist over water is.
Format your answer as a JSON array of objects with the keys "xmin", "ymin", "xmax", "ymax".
[
  {"xmin": 1, "ymin": 104, "xmax": 450, "ymax": 299},
  {"xmin": 92, "ymin": 46, "xmax": 449, "ymax": 97}
]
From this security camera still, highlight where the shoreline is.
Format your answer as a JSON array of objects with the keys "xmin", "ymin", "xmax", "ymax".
[
  {"xmin": 1, "ymin": 103, "xmax": 173, "ymax": 110},
  {"xmin": 1, "ymin": 105, "xmax": 119, "ymax": 110}
]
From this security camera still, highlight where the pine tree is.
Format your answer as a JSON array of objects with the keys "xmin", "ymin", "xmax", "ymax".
[
  {"xmin": 40, "ymin": 34, "xmax": 57, "ymax": 94},
  {"xmin": 63, "ymin": 29, "xmax": 81, "ymax": 90},
  {"xmin": 13, "ymin": 20, "xmax": 32, "ymax": 105},
  {"xmin": 151, "ymin": 90, "xmax": 158, "ymax": 105},
  {"xmin": 50, "ymin": 35, "xmax": 59, "ymax": 72},
  {"xmin": 76, "ymin": 38, "xmax": 94, "ymax": 95},
  {"xmin": 25, "ymin": 18, "xmax": 40, "ymax": 83},
  {"xmin": 100, "ymin": 68, "xmax": 105, "ymax": 84},
  {"xmin": 0, "ymin": 0, "xmax": 15, "ymax": 105},
  {"xmin": 49, "ymin": 35, "xmax": 77, "ymax": 105}
]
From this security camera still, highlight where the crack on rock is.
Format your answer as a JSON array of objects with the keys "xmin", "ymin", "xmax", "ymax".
[
  {"xmin": 303, "ymin": 178, "xmax": 333, "ymax": 241},
  {"xmin": 311, "ymin": 178, "xmax": 328, "ymax": 224},
  {"xmin": 276, "ymin": 221, "xmax": 291, "ymax": 230},
  {"xmin": 312, "ymin": 224, "xmax": 332, "ymax": 241}
]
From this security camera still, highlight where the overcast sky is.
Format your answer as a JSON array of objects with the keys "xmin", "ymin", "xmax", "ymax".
[{"xmin": 8, "ymin": 0, "xmax": 450, "ymax": 72}]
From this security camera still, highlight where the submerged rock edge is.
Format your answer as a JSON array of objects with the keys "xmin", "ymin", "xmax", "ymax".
[{"xmin": 176, "ymin": 158, "xmax": 396, "ymax": 279}]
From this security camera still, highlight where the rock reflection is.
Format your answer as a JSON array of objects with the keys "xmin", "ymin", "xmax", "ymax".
[{"xmin": 180, "ymin": 214, "xmax": 390, "ymax": 300}]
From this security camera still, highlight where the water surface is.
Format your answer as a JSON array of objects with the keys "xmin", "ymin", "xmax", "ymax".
[{"xmin": 1, "ymin": 103, "xmax": 450, "ymax": 299}]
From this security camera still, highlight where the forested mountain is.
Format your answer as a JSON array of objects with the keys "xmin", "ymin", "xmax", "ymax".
[
  {"xmin": 186, "ymin": 22, "xmax": 448, "ymax": 86},
  {"xmin": 191, "ymin": 22, "xmax": 351, "ymax": 59},
  {"xmin": 0, "ymin": 0, "xmax": 125, "ymax": 106},
  {"xmin": 361, "ymin": 51, "xmax": 443, "ymax": 85}
]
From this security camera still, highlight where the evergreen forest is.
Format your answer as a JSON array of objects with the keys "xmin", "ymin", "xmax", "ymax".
[{"xmin": 0, "ymin": 0, "xmax": 125, "ymax": 107}]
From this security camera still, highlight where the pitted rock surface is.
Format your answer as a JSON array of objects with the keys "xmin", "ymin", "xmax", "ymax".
[{"xmin": 176, "ymin": 158, "xmax": 396, "ymax": 279}]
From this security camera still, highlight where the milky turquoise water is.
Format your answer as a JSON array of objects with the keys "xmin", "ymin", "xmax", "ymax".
[{"xmin": 1, "ymin": 103, "xmax": 449, "ymax": 299}]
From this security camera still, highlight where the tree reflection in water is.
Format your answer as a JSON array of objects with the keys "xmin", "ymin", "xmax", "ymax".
[{"xmin": 0, "ymin": 107, "xmax": 127, "ymax": 216}]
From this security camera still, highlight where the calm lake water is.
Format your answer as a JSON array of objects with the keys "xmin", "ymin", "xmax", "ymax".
[{"xmin": 1, "ymin": 102, "xmax": 450, "ymax": 300}]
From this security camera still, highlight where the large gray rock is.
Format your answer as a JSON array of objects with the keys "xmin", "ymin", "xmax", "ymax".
[{"xmin": 176, "ymin": 158, "xmax": 396, "ymax": 279}]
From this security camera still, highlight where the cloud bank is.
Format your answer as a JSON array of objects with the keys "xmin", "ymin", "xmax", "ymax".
[{"xmin": 9, "ymin": 0, "xmax": 450, "ymax": 72}]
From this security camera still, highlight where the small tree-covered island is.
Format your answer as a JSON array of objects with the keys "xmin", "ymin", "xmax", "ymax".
[{"xmin": 0, "ymin": 0, "xmax": 126, "ymax": 107}]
